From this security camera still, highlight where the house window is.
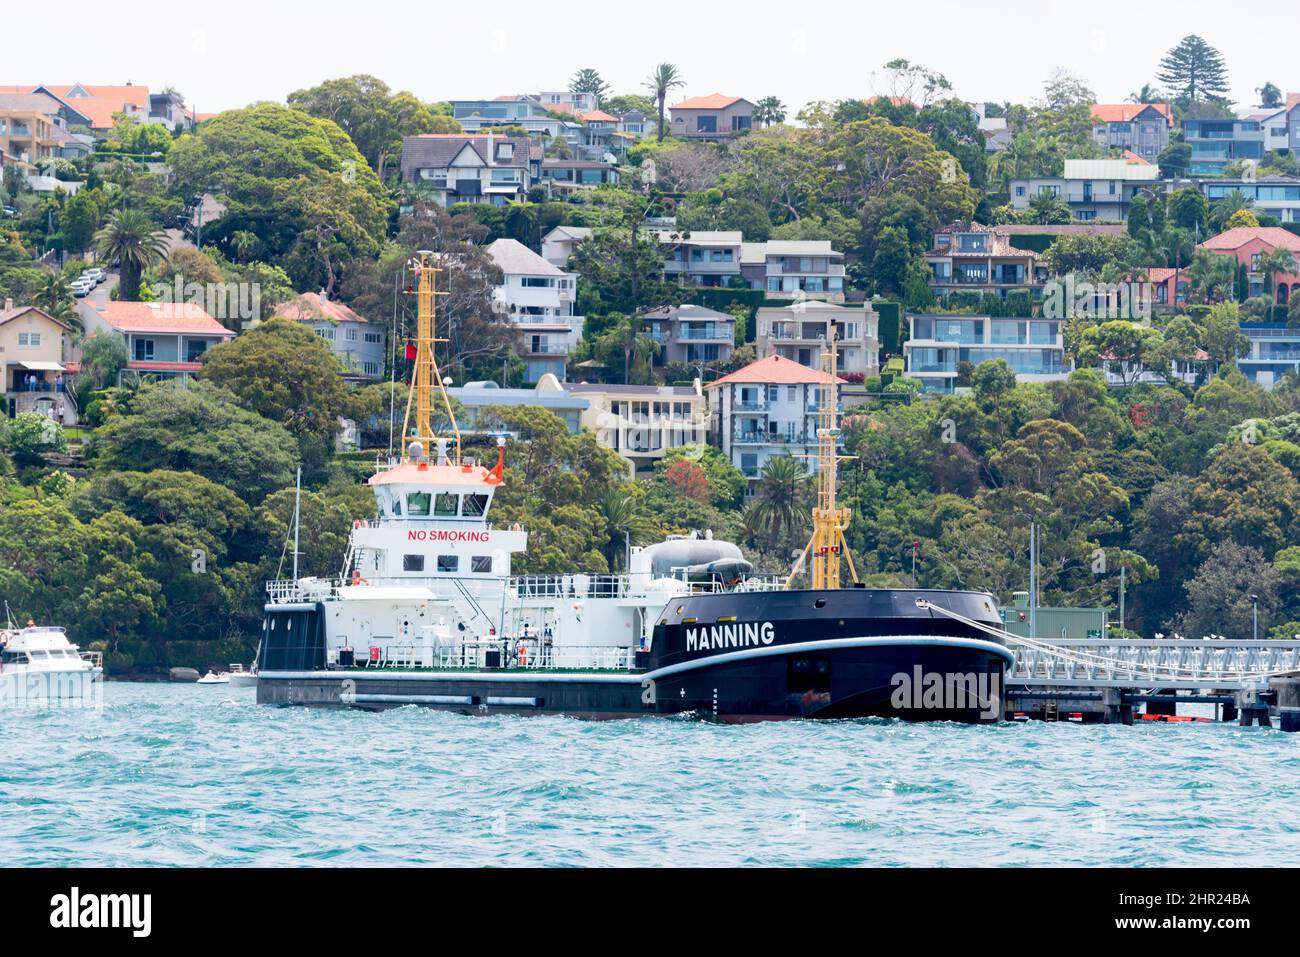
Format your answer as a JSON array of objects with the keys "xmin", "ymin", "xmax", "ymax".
[
  {"xmin": 316, "ymin": 327, "xmax": 335, "ymax": 340},
  {"xmin": 364, "ymin": 332, "xmax": 382, "ymax": 343},
  {"xmin": 1014, "ymin": 186, "xmax": 1026, "ymax": 197},
  {"xmin": 186, "ymin": 341, "xmax": 208, "ymax": 362},
  {"xmin": 403, "ymin": 554, "xmax": 425, "ymax": 572},
  {"xmin": 133, "ymin": 338, "xmax": 155, "ymax": 361},
  {"xmin": 471, "ymin": 555, "xmax": 493, "ymax": 573},
  {"xmin": 696, "ymin": 115, "xmax": 717, "ymax": 133},
  {"xmin": 345, "ymin": 327, "xmax": 358, "ymax": 341},
  {"xmin": 362, "ymin": 362, "xmax": 379, "ymax": 376},
  {"xmin": 437, "ymin": 555, "xmax": 459, "ymax": 573},
  {"xmin": 17, "ymin": 332, "xmax": 40, "ymax": 347}
]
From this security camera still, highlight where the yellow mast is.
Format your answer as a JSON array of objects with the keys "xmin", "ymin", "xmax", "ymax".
[
  {"xmin": 401, "ymin": 251, "xmax": 462, "ymax": 464},
  {"xmin": 786, "ymin": 323, "xmax": 859, "ymax": 590}
]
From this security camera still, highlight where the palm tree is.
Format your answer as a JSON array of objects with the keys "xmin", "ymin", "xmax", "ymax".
[
  {"xmin": 1127, "ymin": 84, "xmax": 1162, "ymax": 104},
  {"xmin": 229, "ymin": 230, "xmax": 259, "ymax": 263},
  {"xmin": 1208, "ymin": 189, "xmax": 1254, "ymax": 231},
  {"xmin": 597, "ymin": 488, "xmax": 639, "ymax": 572},
  {"xmin": 645, "ymin": 63, "xmax": 685, "ymax": 143},
  {"xmin": 93, "ymin": 209, "xmax": 169, "ymax": 300},
  {"xmin": 1187, "ymin": 249, "xmax": 1237, "ymax": 303},
  {"xmin": 32, "ymin": 270, "xmax": 79, "ymax": 327},
  {"xmin": 1256, "ymin": 248, "xmax": 1297, "ymax": 305},
  {"xmin": 754, "ymin": 96, "xmax": 786, "ymax": 127},
  {"xmin": 749, "ymin": 455, "xmax": 811, "ymax": 550}
]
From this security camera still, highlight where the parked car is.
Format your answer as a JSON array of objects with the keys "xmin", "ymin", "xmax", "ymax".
[
  {"xmin": 70, "ymin": 279, "xmax": 94, "ymax": 298},
  {"xmin": 81, "ymin": 267, "xmax": 106, "ymax": 283}
]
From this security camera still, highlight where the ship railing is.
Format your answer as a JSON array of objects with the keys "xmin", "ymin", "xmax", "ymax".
[
  {"xmin": 338, "ymin": 641, "xmax": 637, "ymax": 672},
  {"xmin": 266, "ymin": 579, "xmax": 341, "ymax": 603},
  {"xmin": 79, "ymin": 651, "xmax": 103, "ymax": 670}
]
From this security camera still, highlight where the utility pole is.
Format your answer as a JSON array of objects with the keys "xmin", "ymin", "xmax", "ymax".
[
  {"xmin": 1028, "ymin": 522, "xmax": 1038, "ymax": 641},
  {"xmin": 1119, "ymin": 566, "xmax": 1126, "ymax": 632},
  {"xmin": 291, "ymin": 467, "xmax": 302, "ymax": 581},
  {"xmin": 1250, "ymin": 594, "xmax": 1259, "ymax": 641}
]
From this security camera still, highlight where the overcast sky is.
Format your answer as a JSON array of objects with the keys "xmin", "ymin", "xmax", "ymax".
[{"xmin": 10, "ymin": 1, "xmax": 1294, "ymax": 115}]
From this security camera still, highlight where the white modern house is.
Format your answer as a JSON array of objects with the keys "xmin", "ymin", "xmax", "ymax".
[
  {"xmin": 754, "ymin": 300, "xmax": 879, "ymax": 376},
  {"xmin": 706, "ymin": 354, "xmax": 843, "ymax": 491},
  {"xmin": 903, "ymin": 315, "xmax": 1070, "ymax": 394},
  {"xmin": 540, "ymin": 225, "xmax": 593, "ymax": 267},
  {"xmin": 487, "ymin": 239, "xmax": 583, "ymax": 383},
  {"xmin": 740, "ymin": 241, "xmax": 847, "ymax": 301}
]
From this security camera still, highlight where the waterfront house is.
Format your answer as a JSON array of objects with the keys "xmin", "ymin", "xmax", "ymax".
[
  {"xmin": 487, "ymin": 238, "xmax": 583, "ymax": 383},
  {"xmin": 643, "ymin": 304, "xmax": 736, "ymax": 368},
  {"xmin": 1009, "ymin": 156, "xmax": 1162, "ymax": 222},
  {"xmin": 903, "ymin": 314, "xmax": 1070, "ymax": 394},
  {"xmin": 740, "ymin": 240, "xmax": 846, "ymax": 301},
  {"xmin": 273, "ymin": 292, "xmax": 386, "ymax": 380},
  {"xmin": 706, "ymin": 354, "xmax": 843, "ymax": 491},
  {"xmin": 754, "ymin": 300, "xmax": 879, "ymax": 377},
  {"xmin": 399, "ymin": 133, "xmax": 533, "ymax": 207},
  {"xmin": 80, "ymin": 300, "xmax": 234, "ymax": 384},
  {"xmin": 925, "ymin": 222, "xmax": 1048, "ymax": 299},
  {"xmin": 655, "ymin": 229, "xmax": 744, "ymax": 288},
  {"xmin": 1239, "ymin": 322, "xmax": 1300, "ymax": 388},
  {"xmin": 668, "ymin": 94, "xmax": 754, "ymax": 141},
  {"xmin": 1090, "ymin": 103, "xmax": 1172, "ymax": 161},
  {"xmin": 1198, "ymin": 226, "xmax": 1300, "ymax": 306},
  {"xmin": 0, "ymin": 300, "xmax": 77, "ymax": 423},
  {"xmin": 540, "ymin": 225, "xmax": 593, "ymax": 268},
  {"xmin": 566, "ymin": 380, "xmax": 707, "ymax": 479}
]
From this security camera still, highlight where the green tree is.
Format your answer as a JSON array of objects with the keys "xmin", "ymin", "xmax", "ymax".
[
  {"xmin": 5, "ymin": 411, "xmax": 67, "ymax": 467},
  {"xmin": 287, "ymin": 75, "xmax": 459, "ymax": 176},
  {"xmin": 1156, "ymin": 34, "xmax": 1230, "ymax": 102},
  {"xmin": 199, "ymin": 317, "xmax": 350, "ymax": 475},
  {"xmin": 748, "ymin": 455, "xmax": 811, "ymax": 550},
  {"xmin": 168, "ymin": 103, "xmax": 391, "ymax": 292},
  {"xmin": 90, "ymin": 380, "xmax": 298, "ymax": 501},
  {"xmin": 62, "ymin": 190, "xmax": 100, "ymax": 255},
  {"xmin": 645, "ymin": 63, "xmax": 686, "ymax": 142},
  {"xmin": 753, "ymin": 96, "xmax": 787, "ymax": 127},
  {"xmin": 569, "ymin": 69, "xmax": 611, "ymax": 107},
  {"xmin": 92, "ymin": 208, "xmax": 169, "ymax": 300}
]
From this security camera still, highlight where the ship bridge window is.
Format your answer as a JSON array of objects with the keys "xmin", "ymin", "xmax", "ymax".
[
  {"xmin": 462, "ymin": 493, "xmax": 489, "ymax": 517},
  {"xmin": 437, "ymin": 555, "xmax": 459, "ymax": 573},
  {"xmin": 434, "ymin": 493, "xmax": 460, "ymax": 517},
  {"xmin": 390, "ymin": 495, "xmax": 401, "ymax": 516},
  {"xmin": 403, "ymin": 554, "xmax": 425, "ymax": 571},
  {"xmin": 471, "ymin": 555, "xmax": 493, "ymax": 573},
  {"xmin": 406, "ymin": 492, "xmax": 431, "ymax": 517}
]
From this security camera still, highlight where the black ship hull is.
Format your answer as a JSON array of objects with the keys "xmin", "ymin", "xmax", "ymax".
[{"xmin": 256, "ymin": 588, "xmax": 1013, "ymax": 723}]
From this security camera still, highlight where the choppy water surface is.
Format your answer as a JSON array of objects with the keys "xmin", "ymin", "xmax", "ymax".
[{"xmin": 1, "ymin": 683, "xmax": 1297, "ymax": 866}]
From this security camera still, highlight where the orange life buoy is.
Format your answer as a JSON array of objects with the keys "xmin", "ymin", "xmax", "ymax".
[
  {"xmin": 518, "ymin": 642, "xmax": 528, "ymax": 667},
  {"xmin": 350, "ymin": 570, "xmax": 368, "ymax": 586}
]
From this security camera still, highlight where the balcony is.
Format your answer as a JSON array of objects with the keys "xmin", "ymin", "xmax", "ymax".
[
  {"xmin": 733, "ymin": 400, "xmax": 767, "ymax": 412},
  {"xmin": 678, "ymin": 325, "xmax": 730, "ymax": 341}
]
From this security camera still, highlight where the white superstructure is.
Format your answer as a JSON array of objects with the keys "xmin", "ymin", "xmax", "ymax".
[{"xmin": 0, "ymin": 625, "xmax": 103, "ymax": 705}]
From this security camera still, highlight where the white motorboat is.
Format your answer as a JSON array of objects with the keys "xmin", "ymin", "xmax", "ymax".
[
  {"xmin": 0, "ymin": 623, "xmax": 103, "ymax": 706},
  {"xmin": 226, "ymin": 663, "xmax": 257, "ymax": 687},
  {"xmin": 196, "ymin": 670, "xmax": 229, "ymax": 685}
]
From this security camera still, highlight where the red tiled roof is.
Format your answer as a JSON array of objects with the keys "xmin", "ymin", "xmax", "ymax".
[
  {"xmin": 1122, "ymin": 150, "xmax": 1151, "ymax": 165},
  {"xmin": 1091, "ymin": 103, "xmax": 1172, "ymax": 125},
  {"xmin": 273, "ymin": 291, "xmax": 370, "ymax": 325},
  {"xmin": 1199, "ymin": 227, "xmax": 1300, "ymax": 252},
  {"xmin": 1287, "ymin": 93, "xmax": 1300, "ymax": 112},
  {"xmin": 579, "ymin": 110, "xmax": 619, "ymax": 123},
  {"xmin": 671, "ymin": 93, "xmax": 745, "ymax": 111},
  {"xmin": 869, "ymin": 95, "xmax": 915, "ymax": 108},
  {"xmin": 92, "ymin": 301, "xmax": 234, "ymax": 336},
  {"xmin": 706, "ymin": 354, "xmax": 844, "ymax": 389}
]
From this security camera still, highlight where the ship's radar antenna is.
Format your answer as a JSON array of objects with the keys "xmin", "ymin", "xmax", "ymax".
[{"xmin": 401, "ymin": 251, "xmax": 462, "ymax": 464}]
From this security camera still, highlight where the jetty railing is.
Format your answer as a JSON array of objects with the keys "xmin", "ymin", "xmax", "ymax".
[{"xmin": 1009, "ymin": 638, "xmax": 1300, "ymax": 690}]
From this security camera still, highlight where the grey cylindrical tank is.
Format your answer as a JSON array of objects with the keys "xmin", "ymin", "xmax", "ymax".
[{"xmin": 638, "ymin": 537, "xmax": 746, "ymax": 580}]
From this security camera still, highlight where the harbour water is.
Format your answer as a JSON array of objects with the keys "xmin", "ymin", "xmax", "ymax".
[{"xmin": 2, "ymin": 683, "xmax": 1298, "ymax": 867}]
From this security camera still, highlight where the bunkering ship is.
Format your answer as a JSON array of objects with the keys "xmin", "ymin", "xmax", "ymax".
[{"xmin": 256, "ymin": 252, "xmax": 1013, "ymax": 722}]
